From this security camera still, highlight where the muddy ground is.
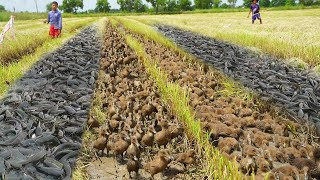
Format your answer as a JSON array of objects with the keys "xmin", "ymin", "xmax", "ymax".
[
  {"xmin": 83, "ymin": 23, "xmax": 205, "ymax": 180},
  {"xmin": 122, "ymin": 24, "xmax": 320, "ymax": 179}
]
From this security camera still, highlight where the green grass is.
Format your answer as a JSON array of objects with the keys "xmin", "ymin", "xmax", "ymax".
[
  {"xmin": 124, "ymin": 32, "xmax": 244, "ymax": 179},
  {"xmin": 113, "ymin": 17, "xmax": 244, "ymax": 178},
  {"xmin": 0, "ymin": 17, "xmax": 99, "ymax": 98},
  {"xmin": 128, "ymin": 9, "xmax": 320, "ymax": 67},
  {"xmin": 0, "ymin": 17, "xmax": 97, "ymax": 65}
]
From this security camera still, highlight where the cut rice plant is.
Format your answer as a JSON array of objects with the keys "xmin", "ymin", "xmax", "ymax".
[
  {"xmin": 0, "ymin": 17, "xmax": 98, "ymax": 65},
  {"xmin": 128, "ymin": 9, "xmax": 320, "ymax": 66},
  {"xmin": 0, "ymin": 18, "xmax": 99, "ymax": 98},
  {"xmin": 124, "ymin": 32, "xmax": 244, "ymax": 179}
]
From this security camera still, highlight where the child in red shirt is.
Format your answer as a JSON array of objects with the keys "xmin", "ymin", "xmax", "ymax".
[{"xmin": 47, "ymin": 1, "xmax": 62, "ymax": 38}]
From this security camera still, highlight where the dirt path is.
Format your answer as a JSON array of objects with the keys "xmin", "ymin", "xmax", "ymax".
[
  {"xmin": 0, "ymin": 26, "xmax": 101, "ymax": 179},
  {"xmin": 83, "ymin": 23, "xmax": 204, "ymax": 180},
  {"xmin": 157, "ymin": 25, "xmax": 320, "ymax": 130}
]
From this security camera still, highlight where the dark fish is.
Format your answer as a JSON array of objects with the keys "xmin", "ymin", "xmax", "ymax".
[{"xmin": 10, "ymin": 150, "xmax": 46, "ymax": 168}]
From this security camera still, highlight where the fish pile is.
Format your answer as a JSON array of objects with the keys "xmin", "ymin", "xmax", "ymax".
[
  {"xmin": 157, "ymin": 25, "xmax": 320, "ymax": 128},
  {"xmin": 0, "ymin": 27, "xmax": 101, "ymax": 179}
]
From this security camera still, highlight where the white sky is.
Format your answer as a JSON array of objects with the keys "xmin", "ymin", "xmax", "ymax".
[{"xmin": 0, "ymin": 0, "xmax": 243, "ymax": 12}]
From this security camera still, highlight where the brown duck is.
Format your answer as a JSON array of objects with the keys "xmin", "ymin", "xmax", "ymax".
[
  {"xmin": 175, "ymin": 149, "xmax": 196, "ymax": 167},
  {"xmin": 112, "ymin": 132, "xmax": 130, "ymax": 160},
  {"xmin": 155, "ymin": 119, "xmax": 171, "ymax": 148},
  {"xmin": 141, "ymin": 125, "xmax": 156, "ymax": 147},
  {"xmin": 127, "ymin": 157, "xmax": 140, "ymax": 178},
  {"xmin": 144, "ymin": 149, "xmax": 173, "ymax": 177},
  {"xmin": 288, "ymin": 147, "xmax": 320, "ymax": 178},
  {"xmin": 93, "ymin": 128, "xmax": 110, "ymax": 156},
  {"xmin": 126, "ymin": 136, "xmax": 141, "ymax": 159}
]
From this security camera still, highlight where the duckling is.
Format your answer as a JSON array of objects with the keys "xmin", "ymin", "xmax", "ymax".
[
  {"xmin": 239, "ymin": 157, "xmax": 256, "ymax": 174},
  {"xmin": 271, "ymin": 164, "xmax": 300, "ymax": 178},
  {"xmin": 133, "ymin": 126, "xmax": 143, "ymax": 142},
  {"xmin": 93, "ymin": 127, "xmax": 110, "ymax": 156},
  {"xmin": 106, "ymin": 134, "xmax": 115, "ymax": 156},
  {"xmin": 169, "ymin": 124, "xmax": 184, "ymax": 139},
  {"xmin": 256, "ymin": 157, "xmax": 272, "ymax": 173},
  {"xmin": 155, "ymin": 120, "xmax": 171, "ymax": 148},
  {"xmin": 238, "ymin": 108, "xmax": 253, "ymax": 117},
  {"xmin": 218, "ymin": 137, "xmax": 239, "ymax": 154},
  {"xmin": 141, "ymin": 103, "xmax": 157, "ymax": 119},
  {"xmin": 175, "ymin": 149, "xmax": 196, "ymax": 168},
  {"xmin": 144, "ymin": 149, "xmax": 173, "ymax": 177},
  {"xmin": 87, "ymin": 116, "xmax": 100, "ymax": 129},
  {"xmin": 288, "ymin": 153, "xmax": 316, "ymax": 168},
  {"xmin": 141, "ymin": 125, "xmax": 156, "ymax": 147},
  {"xmin": 112, "ymin": 132, "xmax": 130, "ymax": 160},
  {"xmin": 108, "ymin": 104, "xmax": 116, "ymax": 118},
  {"xmin": 243, "ymin": 144, "xmax": 258, "ymax": 158},
  {"xmin": 125, "ymin": 113, "xmax": 134, "ymax": 127},
  {"xmin": 127, "ymin": 157, "xmax": 140, "ymax": 179},
  {"xmin": 126, "ymin": 136, "xmax": 141, "ymax": 159}
]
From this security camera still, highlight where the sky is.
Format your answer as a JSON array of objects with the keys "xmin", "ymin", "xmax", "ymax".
[{"xmin": 0, "ymin": 0, "xmax": 243, "ymax": 12}]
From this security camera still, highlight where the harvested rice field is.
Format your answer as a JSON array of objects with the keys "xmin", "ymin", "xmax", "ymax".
[{"xmin": 1, "ymin": 9, "xmax": 320, "ymax": 180}]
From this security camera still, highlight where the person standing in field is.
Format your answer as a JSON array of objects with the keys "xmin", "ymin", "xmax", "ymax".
[
  {"xmin": 48, "ymin": 1, "xmax": 62, "ymax": 38},
  {"xmin": 247, "ymin": 0, "xmax": 262, "ymax": 24}
]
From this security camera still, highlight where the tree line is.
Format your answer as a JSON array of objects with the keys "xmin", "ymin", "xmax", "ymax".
[
  {"xmin": 0, "ymin": 0, "xmax": 319, "ymax": 14},
  {"xmin": 65, "ymin": 0, "xmax": 320, "ymax": 13}
]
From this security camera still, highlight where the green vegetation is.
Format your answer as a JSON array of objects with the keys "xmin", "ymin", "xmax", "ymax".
[
  {"xmin": 110, "ymin": 16, "xmax": 256, "ymax": 179},
  {"xmin": 0, "ymin": 18, "xmax": 97, "ymax": 65},
  {"xmin": 96, "ymin": 0, "xmax": 111, "ymax": 13},
  {"xmin": 61, "ymin": 0, "xmax": 84, "ymax": 13},
  {"xmin": 123, "ymin": 25, "xmax": 244, "ymax": 180},
  {"xmin": 130, "ymin": 9, "xmax": 320, "ymax": 66},
  {"xmin": 0, "ymin": 5, "xmax": 5, "ymax": 12},
  {"xmin": 0, "ymin": 17, "xmax": 98, "ymax": 98}
]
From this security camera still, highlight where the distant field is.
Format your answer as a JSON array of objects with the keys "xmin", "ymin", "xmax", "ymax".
[
  {"xmin": 130, "ymin": 9, "xmax": 320, "ymax": 67},
  {"xmin": 0, "ymin": 17, "xmax": 98, "ymax": 97}
]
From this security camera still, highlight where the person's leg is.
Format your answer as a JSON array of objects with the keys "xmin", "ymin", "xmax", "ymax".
[
  {"xmin": 49, "ymin": 25, "xmax": 54, "ymax": 38},
  {"xmin": 55, "ymin": 29, "xmax": 59, "ymax": 38},
  {"xmin": 252, "ymin": 15, "xmax": 256, "ymax": 24}
]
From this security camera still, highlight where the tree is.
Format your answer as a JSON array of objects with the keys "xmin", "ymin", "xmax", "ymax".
[
  {"xmin": 220, "ymin": 2, "xmax": 231, "ymax": 7},
  {"xmin": 260, "ymin": 0, "xmax": 270, "ymax": 7},
  {"xmin": 243, "ymin": 0, "xmax": 251, "ymax": 7},
  {"xmin": 285, "ymin": 0, "xmax": 295, "ymax": 5},
  {"xmin": 194, "ymin": 0, "xmax": 214, "ymax": 9},
  {"xmin": 133, "ymin": 0, "xmax": 148, "ymax": 12},
  {"xmin": 270, "ymin": 0, "xmax": 285, "ymax": 6},
  {"xmin": 178, "ymin": 0, "xmax": 193, "ymax": 10},
  {"xmin": 0, "ymin": 5, "xmax": 5, "ymax": 12},
  {"xmin": 146, "ymin": 0, "xmax": 166, "ymax": 13},
  {"xmin": 61, "ymin": 0, "xmax": 84, "ymax": 13},
  {"xmin": 96, "ymin": 0, "xmax": 111, "ymax": 12},
  {"xmin": 46, "ymin": 3, "xmax": 52, "ymax": 11},
  {"xmin": 117, "ymin": 0, "xmax": 133, "ymax": 12},
  {"xmin": 299, "ymin": 0, "xmax": 315, "ymax": 5},
  {"xmin": 165, "ymin": 0, "xmax": 178, "ymax": 11},
  {"xmin": 227, "ymin": 0, "xmax": 237, "ymax": 7},
  {"xmin": 213, "ymin": 0, "xmax": 222, "ymax": 7}
]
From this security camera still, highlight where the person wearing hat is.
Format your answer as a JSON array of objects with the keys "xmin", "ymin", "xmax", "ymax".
[{"xmin": 247, "ymin": 0, "xmax": 262, "ymax": 24}]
